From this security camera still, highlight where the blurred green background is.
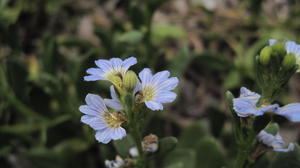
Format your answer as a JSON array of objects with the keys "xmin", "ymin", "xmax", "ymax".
[{"xmin": 1, "ymin": 0, "xmax": 300, "ymax": 167}]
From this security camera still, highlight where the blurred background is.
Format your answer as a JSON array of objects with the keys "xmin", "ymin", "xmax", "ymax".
[{"xmin": 1, "ymin": 0, "xmax": 300, "ymax": 167}]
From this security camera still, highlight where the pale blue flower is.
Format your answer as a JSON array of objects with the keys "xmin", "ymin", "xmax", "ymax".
[
  {"xmin": 79, "ymin": 94, "xmax": 126, "ymax": 144},
  {"xmin": 257, "ymin": 130, "xmax": 295, "ymax": 152},
  {"xmin": 104, "ymin": 86, "xmax": 123, "ymax": 111},
  {"xmin": 136, "ymin": 68, "xmax": 178, "ymax": 111},
  {"xmin": 84, "ymin": 57, "xmax": 137, "ymax": 82},
  {"xmin": 274, "ymin": 103, "xmax": 300, "ymax": 122},
  {"xmin": 233, "ymin": 87, "xmax": 278, "ymax": 117}
]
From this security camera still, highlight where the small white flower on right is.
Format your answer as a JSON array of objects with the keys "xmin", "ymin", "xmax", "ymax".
[
  {"xmin": 135, "ymin": 68, "xmax": 179, "ymax": 111},
  {"xmin": 257, "ymin": 130, "xmax": 295, "ymax": 152}
]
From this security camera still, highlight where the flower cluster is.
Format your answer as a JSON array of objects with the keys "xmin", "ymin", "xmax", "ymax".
[
  {"xmin": 269, "ymin": 39, "xmax": 300, "ymax": 69},
  {"xmin": 233, "ymin": 87, "xmax": 299, "ymax": 152},
  {"xmin": 233, "ymin": 87, "xmax": 300, "ymax": 122},
  {"xmin": 79, "ymin": 57, "xmax": 178, "ymax": 144}
]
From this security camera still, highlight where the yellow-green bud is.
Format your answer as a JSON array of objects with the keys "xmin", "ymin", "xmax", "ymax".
[
  {"xmin": 259, "ymin": 46, "xmax": 272, "ymax": 65},
  {"xmin": 282, "ymin": 53, "xmax": 296, "ymax": 69},
  {"xmin": 272, "ymin": 41, "xmax": 286, "ymax": 58},
  {"xmin": 123, "ymin": 71, "xmax": 138, "ymax": 90},
  {"xmin": 264, "ymin": 123, "xmax": 279, "ymax": 136}
]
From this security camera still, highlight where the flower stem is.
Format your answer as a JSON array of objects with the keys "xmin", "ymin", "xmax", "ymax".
[{"xmin": 130, "ymin": 121, "xmax": 146, "ymax": 168}]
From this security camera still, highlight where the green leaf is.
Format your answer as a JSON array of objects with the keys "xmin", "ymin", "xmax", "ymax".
[
  {"xmin": 268, "ymin": 145, "xmax": 300, "ymax": 168},
  {"xmin": 113, "ymin": 134, "xmax": 135, "ymax": 157},
  {"xmin": 157, "ymin": 136, "xmax": 178, "ymax": 156},
  {"xmin": 152, "ymin": 24, "xmax": 185, "ymax": 45},
  {"xmin": 208, "ymin": 107, "xmax": 227, "ymax": 137},
  {"xmin": 178, "ymin": 121, "xmax": 207, "ymax": 148},
  {"xmin": 115, "ymin": 30, "xmax": 144, "ymax": 45},
  {"xmin": 195, "ymin": 136, "xmax": 227, "ymax": 168},
  {"xmin": 226, "ymin": 91, "xmax": 240, "ymax": 127},
  {"xmin": 224, "ymin": 70, "xmax": 241, "ymax": 89},
  {"xmin": 163, "ymin": 148, "xmax": 196, "ymax": 168},
  {"xmin": 169, "ymin": 44, "xmax": 190, "ymax": 77}
]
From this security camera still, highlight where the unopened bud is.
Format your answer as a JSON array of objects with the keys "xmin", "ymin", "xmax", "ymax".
[
  {"xmin": 282, "ymin": 53, "xmax": 296, "ymax": 69},
  {"xmin": 272, "ymin": 42, "xmax": 286, "ymax": 58},
  {"xmin": 264, "ymin": 123, "xmax": 279, "ymax": 136},
  {"xmin": 129, "ymin": 147, "xmax": 139, "ymax": 158},
  {"xmin": 123, "ymin": 71, "xmax": 137, "ymax": 90},
  {"xmin": 259, "ymin": 46, "xmax": 272, "ymax": 65},
  {"xmin": 142, "ymin": 134, "xmax": 158, "ymax": 153}
]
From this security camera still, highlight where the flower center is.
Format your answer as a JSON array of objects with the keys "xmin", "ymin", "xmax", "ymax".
[
  {"xmin": 103, "ymin": 112, "xmax": 125, "ymax": 128},
  {"xmin": 140, "ymin": 85, "xmax": 156, "ymax": 102}
]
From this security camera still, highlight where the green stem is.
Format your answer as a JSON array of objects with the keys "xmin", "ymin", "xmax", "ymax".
[
  {"xmin": 235, "ymin": 123, "xmax": 257, "ymax": 168},
  {"xmin": 129, "ymin": 114, "xmax": 146, "ymax": 168}
]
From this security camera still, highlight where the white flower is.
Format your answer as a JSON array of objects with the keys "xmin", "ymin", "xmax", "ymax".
[
  {"xmin": 257, "ymin": 130, "xmax": 295, "ymax": 152},
  {"xmin": 233, "ymin": 87, "xmax": 279, "ymax": 117},
  {"xmin": 84, "ymin": 57, "xmax": 137, "ymax": 82},
  {"xmin": 136, "ymin": 68, "xmax": 179, "ymax": 111},
  {"xmin": 105, "ymin": 156, "xmax": 125, "ymax": 168},
  {"xmin": 79, "ymin": 94, "xmax": 126, "ymax": 144}
]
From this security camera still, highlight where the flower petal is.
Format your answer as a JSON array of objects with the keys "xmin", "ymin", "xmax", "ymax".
[
  {"xmin": 275, "ymin": 103, "xmax": 300, "ymax": 122},
  {"xmin": 155, "ymin": 91, "xmax": 177, "ymax": 103},
  {"xmin": 156, "ymin": 77, "xmax": 179, "ymax": 91},
  {"xmin": 110, "ymin": 127, "xmax": 126, "ymax": 140},
  {"xmin": 239, "ymin": 87, "xmax": 261, "ymax": 105},
  {"xmin": 95, "ymin": 59, "xmax": 112, "ymax": 72},
  {"xmin": 104, "ymin": 86, "xmax": 123, "ymax": 110},
  {"xmin": 269, "ymin": 39, "xmax": 277, "ymax": 45},
  {"xmin": 81, "ymin": 115, "xmax": 107, "ymax": 130},
  {"xmin": 85, "ymin": 94, "xmax": 108, "ymax": 113},
  {"xmin": 139, "ymin": 68, "xmax": 152, "ymax": 86},
  {"xmin": 110, "ymin": 58, "xmax": 123, "ymax": 70},
  {"xmin": 274, "ymin": 143, "xmax": 295, "ymax": 152},
  {"xmin": 152, "ymin": 70, "xmax": 170, "ymax": 84},
  {"xmin": 259, "ymin": 104, "xmax": 279, "ymax": 113},
  {"xmin": 79, "ymin": 105, "xmax": 100, "ymax": 116},
  {"xmin": 104, "ymin": 99, "xmax": 123, "ymax": 111},
  {"xmin": 95, "ymin": 128, "xmax": 113, "ymax": 144},
  {"xmin": 233, "ymin": 98, "xmax": 263, "ymax": 117},
  {"xmin": 122, "ymin": 57, "xmax": 137, "ymax": 70},
  {"xmin": 145, "ymin": 101, "xmax": 163, "ymax": 111}
]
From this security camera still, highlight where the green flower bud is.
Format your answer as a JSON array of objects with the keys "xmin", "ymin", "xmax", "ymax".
[
  {"xmin": 282, "ymin": 53, "xmax": 296, "ymax": 69},
  {"xmin": 123, "ymin": 71, "xmax": 138, "ymax": 90},
  {"xmin": 259, "ymin": 46, "xmax": 272, "ymax": 65},
  {"xmin": 264, "ymin": 123, "xmax": 279, "ymax": 136},
  {"xmin": 272, "ymin": 41, "xmax": 286, "ymax": 58}
]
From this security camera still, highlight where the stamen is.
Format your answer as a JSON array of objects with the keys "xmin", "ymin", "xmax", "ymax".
[{"xmin": 103, "ymin": 112, "xmax": 125, "ymax": 128}]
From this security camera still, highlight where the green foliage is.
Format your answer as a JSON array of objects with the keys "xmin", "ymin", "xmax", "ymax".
[
  {"xmin": 195, "ymin": 136, "xmax": 227, "ymax": 168},
  {"xmin": 269, "ymin": 145, "xmax": 300, "ymax": 168},
  {"xmin": 163, "ymin": 148, "xmax": 197, "ymax": 168}
]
